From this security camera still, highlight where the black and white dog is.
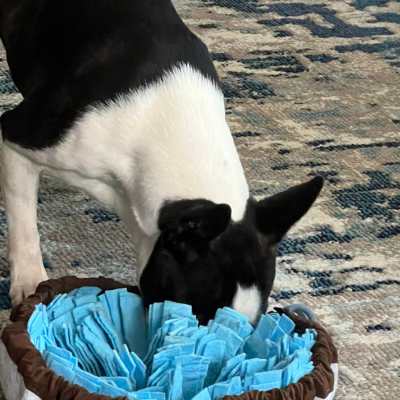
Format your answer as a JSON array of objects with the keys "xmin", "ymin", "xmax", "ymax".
[{"xmin": 0, "ymin": 0, "xmax": 323, "ymax": 323}]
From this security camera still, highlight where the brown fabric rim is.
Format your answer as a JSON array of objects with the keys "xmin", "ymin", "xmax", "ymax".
[{"xmin": 1, "ymin": 276, "xmax": 337, "ymax": 400}]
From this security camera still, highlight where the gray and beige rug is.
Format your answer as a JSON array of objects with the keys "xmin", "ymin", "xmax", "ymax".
[{"xmin": 1, "ymin": 0, "xmax": 400, "ymax": 399}]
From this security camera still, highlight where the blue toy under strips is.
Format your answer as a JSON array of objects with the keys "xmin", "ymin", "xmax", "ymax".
[{"xmin": 28, "ymin": 287, "xmax": 317, "ymax": 400}]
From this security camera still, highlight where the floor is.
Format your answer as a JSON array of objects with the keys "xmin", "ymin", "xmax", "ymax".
[{"xmin": 1, "ymin": 0, "xmax": 400, "ymax": 399}]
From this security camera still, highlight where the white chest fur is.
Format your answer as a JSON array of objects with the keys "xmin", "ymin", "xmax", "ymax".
[{"xmin": 10, "ymin": 64, "xmax": 250, "ymax": 271}]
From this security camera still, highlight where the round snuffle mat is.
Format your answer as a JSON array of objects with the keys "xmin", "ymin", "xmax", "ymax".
[{"xmin": 0, "ymin": 277, "xmax": 338, "ymax": 400}]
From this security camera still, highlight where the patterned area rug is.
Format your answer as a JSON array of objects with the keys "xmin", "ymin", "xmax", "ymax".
[{"xmin": 1, "ymin": 0, "xmax": 400, "ymax": 399}]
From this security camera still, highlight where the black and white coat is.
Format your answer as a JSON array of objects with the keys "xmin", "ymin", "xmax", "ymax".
[{"xmin": 0, "ymin": 0, "xmax": 323, "ymax": 323}]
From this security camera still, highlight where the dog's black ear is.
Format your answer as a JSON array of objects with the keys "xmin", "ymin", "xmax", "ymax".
[
  {"xmin": 159, "ymin": 200, "xmax": 231, "ymax": 256},
  {"xmin": 254, "ymin": 177, "xmax": 324, "ymax": 243}
]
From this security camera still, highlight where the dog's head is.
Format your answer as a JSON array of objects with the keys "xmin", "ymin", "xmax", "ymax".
[{"xmin": 140, "ymin": 177, "xmax": 323, "ymax": 324}]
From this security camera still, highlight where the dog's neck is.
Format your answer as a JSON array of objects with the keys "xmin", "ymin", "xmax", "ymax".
[{"xmin": 113, "ymin": 65, "xmax": 250, "ymax": 271}]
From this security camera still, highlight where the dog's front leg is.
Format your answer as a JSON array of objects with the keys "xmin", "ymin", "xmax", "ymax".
[{"xmin": 1, "ymin": 143, "xmax": 48, "ymax": 305}]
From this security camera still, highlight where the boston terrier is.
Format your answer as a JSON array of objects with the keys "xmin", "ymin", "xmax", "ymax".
[{"xmin": 0, "ymin": 0, "xmax": 323, "ymax": 323}]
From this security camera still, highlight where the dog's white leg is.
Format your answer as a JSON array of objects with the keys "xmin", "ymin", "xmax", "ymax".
[{"xmin": 1, "ymin": 143, "xmax": 48, "ymax": 305}]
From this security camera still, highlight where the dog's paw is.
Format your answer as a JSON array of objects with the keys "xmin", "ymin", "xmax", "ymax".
[{"xmin": 10, "ymin": 266, "xmax": 49, "ymax": 306}]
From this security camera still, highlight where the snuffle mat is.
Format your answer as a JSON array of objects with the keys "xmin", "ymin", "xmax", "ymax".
[{"xmin": 0, "ymin": 277, "xmax": 338, "ymax": 400}]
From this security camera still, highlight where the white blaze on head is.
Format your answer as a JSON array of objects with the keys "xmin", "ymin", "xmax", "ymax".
[{"xmin": 232, "ymin": 284, "xmax": 262, "ymax": 324}]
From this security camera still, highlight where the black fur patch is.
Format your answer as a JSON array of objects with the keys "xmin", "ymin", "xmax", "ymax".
[
  {"xmin": 140, "ymin": 199, "xmax": 274, "ymax": 325},
  {"xmin": 0, "ymin": 0, "xmax": 219, "ymax": 149}
]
